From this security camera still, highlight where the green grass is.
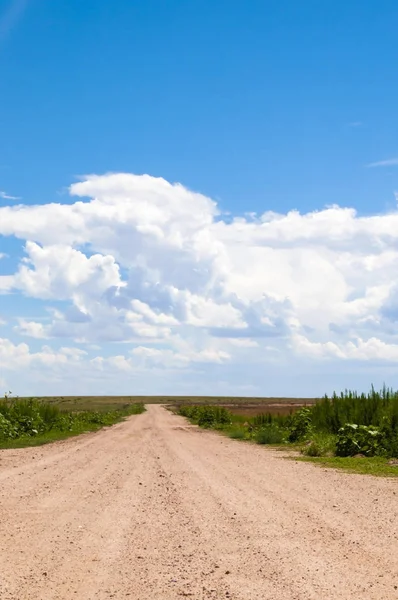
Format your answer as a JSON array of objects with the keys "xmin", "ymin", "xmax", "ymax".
[
  {"xmin": 0, "ymin": 401, "xmax": 145, "ymax": 449},
  {"xmin": 21, "ymin": 396, "xmax": 155, "ymax": 412},
  {"xmin": 227, "ymin": 426, "xmax": 248, "ymax": 440},
  {"xmin": 300, "ymin": 432, "xmax": 337, "ymax": 457},
  {"xmin": 311, "ymin": 385, "xmax": 398, "ymax": 433},
  {"xmin": 254, "ymin": 426, "xmax": 286, "ymax": 445},
  {"xmin": 298, "ymin": 456, "xmax": 398, "ymax": 477},
  {"xmin": 0, "ymin": 427, "xmax": 99, "ymax": 449}
]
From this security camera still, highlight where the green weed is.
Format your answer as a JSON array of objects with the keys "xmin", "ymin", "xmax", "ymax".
[
  {"xmin": 227, "ymin": 427, "xmax": 247, "ymax": 440},
  {"xmin": 178, "ymin": 405, "xmax": 232, "ymax": 428},
  {"xmin": 178, "ymin": 386, "xmax": 398, "ymax": 470},
  {"xmin": 301, "ymin": 433, "xmax": 336, "ymax": 457},
  {"xmin": 255, "ymin": 426, "xmax": 285, "ymax": 445},
  {"xmin": 298, "ymin": 456, "xmax": 398, "ymax": 477},
  {"xmin": 0, "ymin": 398, "xmax": 144, "ymax": 448}
]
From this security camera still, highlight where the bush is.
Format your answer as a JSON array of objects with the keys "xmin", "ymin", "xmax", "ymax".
[
  {"xmin": 379, "ymin": 416, "xmax": 398, "ymax": 457},
  {"xmin": 303, "ymin": 441, "xmax": 323, "ymax": 457},
  {"xmin": 0, "ymin": 414, "xmax": 18, "ymax": 440},
  {"xmin": 14, "ymin": 414, "xmax": 45, "ymax": 436},
  {"xmin": 311, "ymin": 385, "xmax": 398, "ymax": 433},
  {"xmin": 288, "ymin": 408, "xmax": 312, "ymax": 442},
  {"xmin": 335, "ymin": 424, "xmax": 386, "ymax": 457},
  {"xmin": 179, "ymin": 405, "xmax": 232, "ymax": 428},
  {"xmin": 0, "ymin": 398, "xmax": 145, "ymax": 444},
  {"xmin": 301, "ymin": 433, "xmax": 336, "ymax": 457},
  {"xmin": 228, "ymin": 427, "xmax": 247, "ymax": 440},
  {"xmin": 255, "ymin": 426, "xmax": 285, "ymax": 445},
  {"xmin": 178, "ymin": 406, "xmax": 200, "ymax": 420},
  {"xmin": 179, "ymin": 390, "xmax": 398, "ymax": 459}
]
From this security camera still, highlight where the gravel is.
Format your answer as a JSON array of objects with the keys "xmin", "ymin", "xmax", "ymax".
[{"xmin": 0, "ymin": 404, "xmax": 397, "ymax": 599}]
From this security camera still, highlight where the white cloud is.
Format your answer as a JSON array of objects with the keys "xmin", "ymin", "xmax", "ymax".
[
  {"xmin": 12, "ymin": 241, "xmax": 123, "ymax": 300},
  {"xmin": 293, "ymin": 334, "xmax": 398, "ymax": 362},
  {"xmin": 130, "ymin": 345, "xmax": 230, "ymax": 368},
  {"xmin": 367, "ymin": 158, "xmax": 398, "ymax": 168},
  {"xmin": 0, "ymin": 337, "xmax": 66, "ymax": 370},
  {"xmin": 226, "ymin": 338, "xmax": 259, "ymax": 348},
  {"xmin": 15, "ymin": 319, "xmax": 47, "ymax": 339},
  {"xmin": 0, "ymin": 190, "xmax": 21, "ymax": 201},
  {"xmin": 1, "ymin": 172, "xmax": 398, "ymax": 393},
  {"xmin": 0, "ymin": 275, "xmax": 13, "ymax": 292},
  {"xmin": 169, "ymin": 290, "xmax": 246, "ymax": 329}
]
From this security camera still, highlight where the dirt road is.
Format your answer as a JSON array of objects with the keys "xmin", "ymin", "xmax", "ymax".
[{"xmin": 0, "ymin": 405, "xmax": 397, "ymax": 599}]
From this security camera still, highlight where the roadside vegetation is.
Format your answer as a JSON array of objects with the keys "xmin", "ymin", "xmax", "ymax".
[
  {"xmin": 178, "ymin": 386, "xmax": 398, "ymax": 476},
  {"xmin": 0, "ymin": 396, "xmax": 144, "ymax": 449},
  {"xmin": 15, "ymin": 395, "xmax": 317, "ymax": 411}
]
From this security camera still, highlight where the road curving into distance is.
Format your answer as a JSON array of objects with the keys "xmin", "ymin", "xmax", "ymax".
[{"xmin": 0, "ymin": 404, "xmax": 397, "ymax": 599}]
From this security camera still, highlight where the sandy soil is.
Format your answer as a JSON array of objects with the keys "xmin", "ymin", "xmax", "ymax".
[{"xmin": 0, "ymin": 404, "xmax": 397, "ymax": 600}]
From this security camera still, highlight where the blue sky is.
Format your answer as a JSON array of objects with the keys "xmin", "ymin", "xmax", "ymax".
[{"xmin": 1, "ymin": 0, "xmax": 398, "ymax": 396}]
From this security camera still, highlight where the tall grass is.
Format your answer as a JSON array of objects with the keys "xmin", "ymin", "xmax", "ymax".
[
  {"xmin": 0, "ymin": 397, "xmax": 61, "ymax": 424},
  {"xmin": 178, "ymin": 405, "xmax": 231, "ymax": 428},
  {"xmin": 178, "ymin": 405, "xmax": 286, "ymax": 445},
  {"xmin": 255, "ymin": 426, "xmax": 285, "ymax": 445},
  {"xmin": 301, "ymin": 432, "xmax": 336, "ymax": 457},
  {"xmin": 0, "ymin": 397, "xmax": 145, "ymax": 447},
  {"xmin": 311, "ymin": 385, "xmax": 398, "ymax": 432},
  {"xmin": 252, "ymin": 412, "xmax": 290, "ymax": 428},
  {"xmin": 179, "ymin": 386, "xmax": 398, "ymax": 458}
]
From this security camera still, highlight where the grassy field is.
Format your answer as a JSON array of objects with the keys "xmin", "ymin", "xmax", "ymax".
[
  {"xmin": 20, "ymin": 395, "xmax": 318, "ymax": 412},
  {"xmin": 0, "ymin": 399, "xmax": 145, "ymax": 449}
]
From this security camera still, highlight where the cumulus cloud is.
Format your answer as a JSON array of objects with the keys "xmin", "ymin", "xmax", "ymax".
[
  {"xmin": 15, "ymin": 319, "xmax": 48, "ymax": 339},
  {"xmin": 292, "ymin": 334, "xmax": 398, "ymax": 362},
  {"xmin": 1, "ymin": 172, "xmax": 398, "ymax": 393},
  {"xmin": 13, "ymin": 241, "xmax": 123, "ymax": 300},
  {"xmin": 0, "ymin": 337, "xmax": 71, "ymax": 370}
]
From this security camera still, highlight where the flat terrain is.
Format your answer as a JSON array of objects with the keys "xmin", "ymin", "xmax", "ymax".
[
  {"xmin": 227, "ymin": 403, "xmax": 308, "ymax": 417},
  {"xmin": 20, "ymin": 395, "xmax": 318, "ymax": 412},
  {"xmin": 0, "ymin": 405, "xmax": 397, "ymax": 599}
]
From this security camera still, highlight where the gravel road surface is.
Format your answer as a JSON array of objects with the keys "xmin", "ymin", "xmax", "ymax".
[{"xmin": 0, "ymin": 404, "xmax": 397, "ymax": 599}]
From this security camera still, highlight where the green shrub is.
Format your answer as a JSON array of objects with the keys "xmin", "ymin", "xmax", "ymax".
[
  {"xmin": 288, "ymin": 408, "xmax": 312, "ymax": 442},
  {"xmin": 14, "ymin": 414, "xmax": 45, "ymax": 436},
  {"xmin": 228, "ymin": 427, "xmax": 247, "ymax": 440},
  {"xmin": 178, "ymin": 405, "xmax": 200, "ymax": 420},
  {"xmin": 301, "ymin": 433, "xmax": 336, "ymax": 457},
  {"xmin": 0, "ymin": 398, "xmax": 144, "ymax": 445},
  {"xmin": 179, "ymin": 390, "xmax": 398, "ymax": 459},
  {"xmin": 311, "ymin": 385, "xmax": 398, "ymax": 433},
  {"xmin": 255, "ymin": 426, "xmax": 285, "ymax": 445},
  {"xmin": 335, "ymin": 424, "xmax": 386, "ymax": 457},
  {"xmin": 303, "ymin": 441, "xmax": 323, "ymax": 457},
  {"xmin": 0, "ymin": 414, "xmax": 18, "ymax": 439},
  {"xmin": 179, "ymin": 405, "xmax": 232, "ymax": 428},
  {"xmin": 379, "ymin": 416, "xmax": 398, "ymax": 457}
]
